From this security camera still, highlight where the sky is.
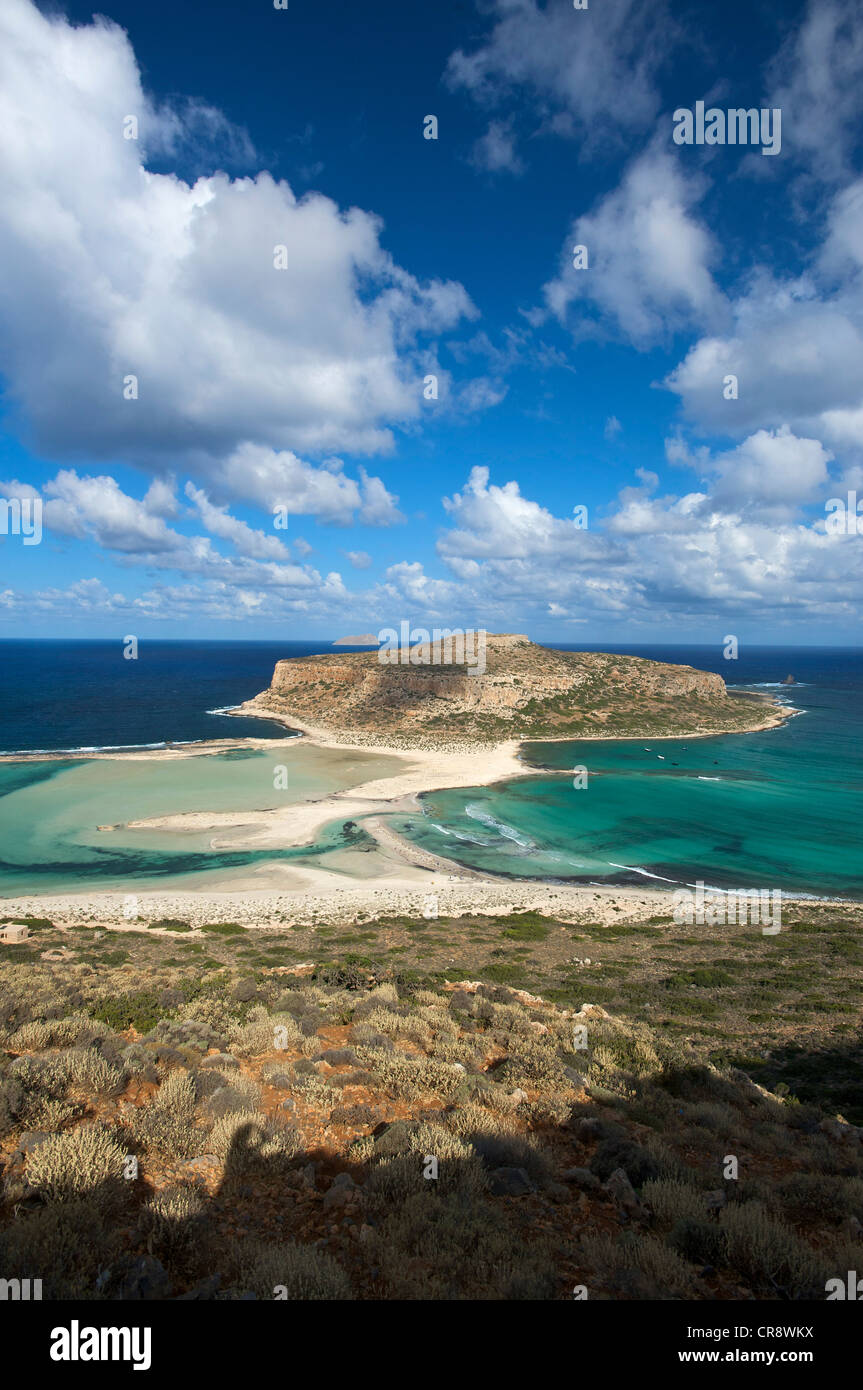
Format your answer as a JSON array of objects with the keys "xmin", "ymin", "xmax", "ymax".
[{"xmin": 1, "ymin": 0, "xmax": 863, "ymax": 642}]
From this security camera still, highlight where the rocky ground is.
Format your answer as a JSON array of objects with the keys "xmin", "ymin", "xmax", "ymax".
[{"xmin": 1, "ymin": 904, "xmax": 862, "ymax": 1300}]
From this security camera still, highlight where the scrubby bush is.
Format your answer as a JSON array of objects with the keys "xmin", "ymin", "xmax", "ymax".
[
  {"xmin": 200, "ymin": 1075, "xmax": 262, "ymax": 1120},
  {"xmin": 680, "ymin": 1099, "xmax": 738, "ymax": 1135},
  {"xmin": 775, "ymin": 1172, "xmax": 863, "ymax": 1223},
  {"xmin": 26, "ymin": 1125, "xmax": 128, "ymax": 1203},
  {"xmin": 57, "ymin": 1047, "xmax": 126, "ymax": 1098},
  {"xmin": 414, "ymin": 989, "xmax": 447, "ymax": 1008},
  {"xmin": 26, "ymin": 1097, "xmax": 82, "ymax": 1130},
  {"xmin": 0, "ymin": 1197, "xmax": 117, "ymax": 1299},
  {"xmin": 234, "ymin": 1239, "xmax": 352, "ymax": 1299},
  {"xmin": 289, "ymin": 1069, "xmax": 343, "ymax": 1106},
  {"xmin": 139, "ymin": 1186, "xmax": 209, "ymax": 1273},
  {"xmin": 642, "ymin": 1178, "xmax": 707, "ymax": 1228},
  {"xmin": 367, "ymin": 982, "xmax": 399, "ymax": 1006},
  {"xmin": 359, "ymin": 1006, "xmax": 432, "ymax": 1047},
  {"xmin": 9, "ymin": 1016, "xmax": 111, "ymax": 1051},
  {"xmin": 581, "ymin": 1231, "xmax": 698, "ymax": 1299},
  {"xmin": 469, "ymin": 1130, "xmax": 553, "ymax": 1187},
  {"xmin": 372, "ymin": 1191, "xmax": 556, "ymax": 1300},
  {"xmin": 0, "ymin": 1075, "xmax": 24, "ymax": 1135},
  {"xmin": 146, "ymin": 1018, "xmax": 226, "ymax": 1053},
  {"xmin": 179, "ymin": 995, "xmax": 238, "ymax": 1033},
  {"xmin": 669, "ymin": 1218, "xmax": 726, "ymax": 1267},
  {"xmin": 9, "ymin": 1054, "xmax": 67, "ymax": 1099},
  {"xmin": 229, "ymin": 1007, "xmax": 301, "ymax": 1058},
  {"xmin": 446, "ymin": 1102, "xmax": 508, "ymax": 1140},
  {"xmin": 720, "ymin": 1200, "xmax": 825, "ymax": 1296},
  {"xmin": 209, "ymin": 1111, "xmax": 301, "ymax": 1173},
  {"xmin": 497, "ymin": 1036, "xmax": 570, "ymax": 1090},
  {"xmin": 366, "ymin": 1128, "xmax": 487, "ymax": 1206},
  {"xmin": 134, "ymin": 1069, "xmax": 205, "ymax": 1159},
  {"xmin": 355, "ymin": 1047, "xmax": 465, "ymax": 1101}
]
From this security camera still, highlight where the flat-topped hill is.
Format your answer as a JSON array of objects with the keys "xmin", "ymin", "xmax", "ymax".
[{"xmin": 240, "ymin": 634, "xmax": 782, "ymax": 749}]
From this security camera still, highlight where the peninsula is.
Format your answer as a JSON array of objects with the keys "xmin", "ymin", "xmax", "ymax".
[{"xmin": 239, "ymin": 633, "xmax": 788, "ymax": 752}]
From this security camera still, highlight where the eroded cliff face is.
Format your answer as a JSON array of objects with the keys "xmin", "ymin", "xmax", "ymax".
[{"xmin": 242, "ymin": 634, "xmax": 773, "ymax": 749}]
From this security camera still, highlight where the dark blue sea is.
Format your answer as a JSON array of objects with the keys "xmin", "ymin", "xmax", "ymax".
[
  {"xmin": 0, "ymin": 639, "xmax": 333, "ymax": 752},
  {"xmin": 0, "ymin": 641, "xmax": 861, "ymax": 897}
]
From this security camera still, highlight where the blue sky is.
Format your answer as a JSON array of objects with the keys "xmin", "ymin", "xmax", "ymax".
[{"xmin": 1, "ymin": 0, "xmax": 863, "ymax": 641}]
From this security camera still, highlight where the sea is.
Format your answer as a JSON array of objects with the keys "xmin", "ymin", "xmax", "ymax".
[{"xmin": 0, "ymin": 640, "xmax": 861, "ymax": 899}]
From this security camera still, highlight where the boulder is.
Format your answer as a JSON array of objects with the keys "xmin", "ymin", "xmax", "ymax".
[
  {"xmin": 604, "ymin": 1167, "xmax": 644, "ymax": 1216},
  {"xmin": 200, "ymin": 1053, "xmax": 239, "ymax": 1070},
  {"xmin": 489, "ymin": 1166, "xmax": 535, "ymax": 1197},
  {"xmin": 562, "ymin": 1166, "xmax": 600, "ymax": 1191},
  {"xmin": 323, "ymin": 1173, "xmax": 357, "ymax": 1210},
  {"xmin": 313, "ymin": 1048, "xmax": 360, "ymax": 1068},
  {"xmin": 112, "ymin": 1255, "xmax": 172, "ymax": 1301}
]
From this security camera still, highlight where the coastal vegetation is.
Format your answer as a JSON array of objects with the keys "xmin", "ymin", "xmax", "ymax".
[{"xmin": 1, "ymin": 901, "xmax": 861, "ymax": 1299}]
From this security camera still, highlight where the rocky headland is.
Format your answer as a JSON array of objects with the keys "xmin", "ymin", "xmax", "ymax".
[{"xmin": 239, "ymin": 633, "xmax": 788, "ymax": 751}]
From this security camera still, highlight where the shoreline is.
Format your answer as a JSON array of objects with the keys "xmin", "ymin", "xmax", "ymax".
[
  {"xmin": 1, "ymin": 879, "xmax": 855, "ymax": 933},
  {"xmin": 117, "ymin": 735, "xmax": 531, "ymax": 851},
  {"xmin": 0, "ymin": 687, "xmax": 793, "ymax": 766},
  {"xmin": 0, "ymin": 690, "xmax": 802, "ymax": 912},
  {"xmin": 92, "ymin": 695, "xmax": 795, "ymax": 856},
  {"xmin": 0, "ymin": 733, "xmax": 297, "ymax": 764},
  {"xmin": 232, "ymin": 688, "xmax": 794, "ymax": 752}
]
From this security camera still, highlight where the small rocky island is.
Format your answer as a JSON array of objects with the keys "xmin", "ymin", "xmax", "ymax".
[{"xmin": 240, "ymin": 633, "xmax": 786, "ymax": 750}]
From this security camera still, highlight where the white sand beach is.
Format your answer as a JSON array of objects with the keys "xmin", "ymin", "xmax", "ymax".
[
  {"xmin": 117, "ymin": 733, "xmax": 529, "ymax": 851},
  {"xmin": 0, "ymin": 692, "xmax": 802, "ymax": 925}
]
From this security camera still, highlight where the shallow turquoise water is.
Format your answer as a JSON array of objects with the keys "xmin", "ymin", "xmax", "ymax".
[
  {"xmin": 393, "ymin": 663, "xmax": 863, "ymax": 898},
  {"xmin": 1, "ymin": 645, "xmax": 860, "ymax": 900},
  {"xmin": 0, "ymin": 745, "xmax": 396, "ymax": 894}
]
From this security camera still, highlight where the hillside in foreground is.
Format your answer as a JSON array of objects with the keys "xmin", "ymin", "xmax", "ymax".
[
  {"xmin": 240, "ymin": 635, "xmax": 782, "ymax": 749},
  {"xmin": 1, "ymin": 905, "xmax": 861, "ymax": 1300}
]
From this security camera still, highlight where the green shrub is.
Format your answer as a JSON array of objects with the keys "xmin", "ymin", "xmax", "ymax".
[
  {"xmin": 502, "ymin": 919, "xmax": 549, "ymax": 942},
  {"xmin": 89, "ymin": 991, "xmax": 164, "ymax": 1034},
  {"xmin": 678, "ymin": 968, "xmax": 735, "ymax": 988}
]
